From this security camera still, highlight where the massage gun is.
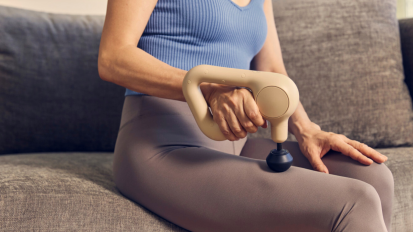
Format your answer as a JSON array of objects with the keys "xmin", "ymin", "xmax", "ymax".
[{"xmin": 182, "ymin": 65, "xmax": 299, "ymax": 172}]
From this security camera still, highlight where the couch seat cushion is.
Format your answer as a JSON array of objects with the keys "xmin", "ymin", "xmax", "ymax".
[
  {"xmin": 0, "ymin": 153, "xmax": 188, "ymax": 232},
  {"xmin": 0, "ymin": 149, "xmax": 412, "ymax": 231},
  {"xmin": 376, "ymin": 146, "xmax": 413, "ymax": 231}
]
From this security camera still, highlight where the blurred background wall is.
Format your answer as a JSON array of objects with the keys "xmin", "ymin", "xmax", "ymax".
[
  {"xmin": 0, "ymin": 0, "xmax": 107, "ymax": 15},
  {"xmin": 0, "ymin": 0, "xmax": 411, "ymax": 18},
  {"xmin": 398, "ymin": 0, "xmax": 413, "ymax": 18}
]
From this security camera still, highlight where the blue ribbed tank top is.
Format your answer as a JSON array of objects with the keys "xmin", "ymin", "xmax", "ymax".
[{"xmin": 125, "ymin": 0, "xmax": 268, "ymax": 96}]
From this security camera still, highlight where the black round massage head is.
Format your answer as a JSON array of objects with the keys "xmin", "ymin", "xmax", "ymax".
[{"xmin": 266, "ymin": 148, "xmax": 293, "ymax": 172}]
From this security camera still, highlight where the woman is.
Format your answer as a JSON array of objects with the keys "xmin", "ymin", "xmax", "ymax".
[{"xmin": 98, "ymin": 0, "xmax": 394, "ymax": 231}]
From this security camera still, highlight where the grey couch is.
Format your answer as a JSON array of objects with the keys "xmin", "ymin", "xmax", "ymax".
[{"xmin": 0, "ymin": 0, "xmax": 412, "ymax": 231}]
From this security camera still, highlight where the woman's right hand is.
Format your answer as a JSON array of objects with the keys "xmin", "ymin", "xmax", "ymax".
[{"xmin": 201, "ymin": 83, "xmax": 268, "ymax": 141}]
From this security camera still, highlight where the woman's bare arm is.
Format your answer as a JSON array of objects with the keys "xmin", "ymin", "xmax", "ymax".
[
  {"xmin": 99, "ymin": 0, "xmax": 313, "ymax": 135},
  {"xmin": 98, "ymin": 0, "xmax": 211, "ymax": 102},
  {"xmin": 251, "ymin": 0, "xmax": 319, "ymax": 137}
]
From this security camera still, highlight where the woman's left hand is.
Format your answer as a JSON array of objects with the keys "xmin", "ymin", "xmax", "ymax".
[{"xmin": 295, "ymin": 122, "xmax": 388, "ymax": 174}]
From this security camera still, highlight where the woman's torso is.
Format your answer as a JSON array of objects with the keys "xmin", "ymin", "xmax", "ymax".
[{"xmin": 126, "ymin": 0, "xmax": 267, "ymax": 96}]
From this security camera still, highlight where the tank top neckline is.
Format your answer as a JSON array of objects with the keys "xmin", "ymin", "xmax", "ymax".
[{"xmin": 228, "ymin": 0, "xmax": 256, "ymax": 11}]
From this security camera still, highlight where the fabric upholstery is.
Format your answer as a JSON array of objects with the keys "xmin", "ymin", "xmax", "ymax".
[
  {"xmin": 0, "ymin": 6, "xmax": 125, "ymax": 155},
  {"xmin": 0, "ymin": 153, "xmax": 189, "ymax": 232},
  {"xmin": 376, "ymin": 147, "xmax": 413, "ymax": 231},
  {"xmin": 400, "ymin": 18, "xmax": 413, "ymax": 103},
  {"xmin": 0, "ymin": 150, "xmax": 411, "ymax": 232},
  {"xmin": 260, "ymin": 0, "xmax": 413, "ymax": 148}
]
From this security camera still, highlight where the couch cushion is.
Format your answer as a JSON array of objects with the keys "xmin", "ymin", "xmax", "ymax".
[
  {"xmin": 256, "ymin": 0, "xmax": 413, "ymax": 148},
  {"xmin": 0, "ymin": 152, "xmax": 188, "ymax": 232},
  {"xmin": 0, "ymin": 6, "xmax": 125, "ymax": 155},
  {"xmin": 376, "ymin": 147, "xmax": 413, "ymax": 232},
  {"xmin": 0, "ymin": 150, "xmax": 411, "ymax": 231}
]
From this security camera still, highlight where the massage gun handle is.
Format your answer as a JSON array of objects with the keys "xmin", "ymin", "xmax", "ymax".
[{"xmin": 182, "ymin": 65, "xmax": 299, "ymax": 143}]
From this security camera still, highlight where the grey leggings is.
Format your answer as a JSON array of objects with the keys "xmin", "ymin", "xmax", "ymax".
[{"xmin": 113, "ymin": 95, "xmax": 394, "ymax": 232}]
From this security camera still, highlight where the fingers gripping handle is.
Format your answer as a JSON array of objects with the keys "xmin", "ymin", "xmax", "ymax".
[{"xmin": 182, "ymin": 64, "xmax": 299, "ymax": 143}]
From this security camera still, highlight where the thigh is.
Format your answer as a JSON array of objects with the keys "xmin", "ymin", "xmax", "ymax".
[
  {"xmin": 241, "ymin": 137, "xmax": 391, "ymax": 168},
  {"xmin": 240, "ymin": 137, "xmax": 394, "ymax": 230},
  {"xmin": 239, "ymin": 137, "xmax": 393, "ymax": 195},
  {"xmin": 114, "ymin": 96, "xmax": 387, "ymax": 232},
  {"xmin": 115, "ymin": 95, "xmax": 247, "ymax": 156},
  {"xmin": 239, "ymin": 138, "xmax": 314, "ymax": 169},
  {"xmin": 114, "ymin": 126, "xmax": 385, "ymax": 232}
]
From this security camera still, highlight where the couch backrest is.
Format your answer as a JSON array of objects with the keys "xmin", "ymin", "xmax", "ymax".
[
  {"xmin": 0, "ymin": 6, "xmax": 125, "ymax": 154},
  {"xmin": 269, "ymin": 0, "xmax": 413, "ymax": 148},
  {"xmin": 1, "ymin": 1, "xmax": 413, "ymax": 155}
]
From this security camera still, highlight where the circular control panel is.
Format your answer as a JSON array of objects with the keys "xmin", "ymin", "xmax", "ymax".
[{"xmin": 256, "ymin": 86, "xmax": 289, "ymax": 118}]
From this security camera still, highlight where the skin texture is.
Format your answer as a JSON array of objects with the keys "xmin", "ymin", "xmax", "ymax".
[{"xmin": 98, "ymin": 0, "xmax": 388, "ymax": 174}]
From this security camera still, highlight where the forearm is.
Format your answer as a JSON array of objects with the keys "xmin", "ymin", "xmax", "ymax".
[{"xmin": 98, "ymin": 44, "xmax": 211, "ymax": 102}]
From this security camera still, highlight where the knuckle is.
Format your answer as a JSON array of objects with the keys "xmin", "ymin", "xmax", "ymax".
[
  {"xmin": 328, "ymin": 132, "xmax": 336, "ymax": 137},
  {"xmin": 241, "ymin": 88, "xmax": 251, "ymax": 96},
  {"xmin": 222, "ymin": 129, "xmax": 230, "ymax": 135},
  {"xmin": 227, "ymin": 98, "xmax": 237, "ymax": 108},
  {"xmin": 333, "ymin": 134, "xmax": 345, "ymax": 142},
  {"xmin": 333, "ymin": 134, "xmax": 342, "ymax": 139},
  {"xmin": 222, "ymin": 105, "xmax": 230, "ymax": 114},
  {"xmin": 351, "ymin": 140, "xmax": 364, "ymax": 150},
  {"xmin": 236, "ymin": 129, "xmax": 247, "ymax": 137},
  {"xmin": 359, "ymin": 142, "xmax": 368, "ymax": 149},
  {"xmin": 244, "ymin": 123, "xmax": 257, "ymax": 132},
  {"xmin": 249, "ymin": 111, "xmax": 258, "ymax": 119},
  {"xmin": 340, "ymin": 147, "xmax": 350, "ymax": 156},
  {"xmin": 338, "ymin": 134, "xmax": 347, "ymax": 140},
  {"xmin": 348, "ymin": 146, "xmax": 356, "ymax": 156},
  {"xmin": 352, "ymin": 149, "xmax": 362, "ymax": 158},
  {"xmin": 354, "ymin": 141, "xmax": 362, "ymax": 149},
  {"xmin": 250, "ymin": 126, "xmax": 258, "ymax": 133},
  {"xmin": 242, "ymin": 121, "xmax": 253, "ymax": 128}
]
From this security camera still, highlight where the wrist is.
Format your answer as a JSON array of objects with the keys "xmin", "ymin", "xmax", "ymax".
[{"xmin": 289, "ymin": 120, "xmax": 321, "ymax": 139}]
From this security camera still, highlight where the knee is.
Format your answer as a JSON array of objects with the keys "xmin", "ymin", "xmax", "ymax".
[
  {"xmin": 355, "ymin": 182, "xmax": 385, "ymax": 226},
  {"xmin": 335, "ymin": 180, "xmax": 387, "ymax": 231},
  {"xmin": 352, "ymin": 181, "xmax": 382, "ymax": 207},
  {"xmin": 374, "ymin": 163, "xmax": 394, "ymax": 191},
  {"xmin": 364, "ymin": 162, "xmax": 394, "ymax": 202},
  {"xmin": 368, "ymin": 163, "xmax": 394, "ymax": 224}
]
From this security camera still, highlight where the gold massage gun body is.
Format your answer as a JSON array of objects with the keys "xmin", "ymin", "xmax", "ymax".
[{"xmin": 182, "ymin": 65, "xmax": 300, "ymax": 172}]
